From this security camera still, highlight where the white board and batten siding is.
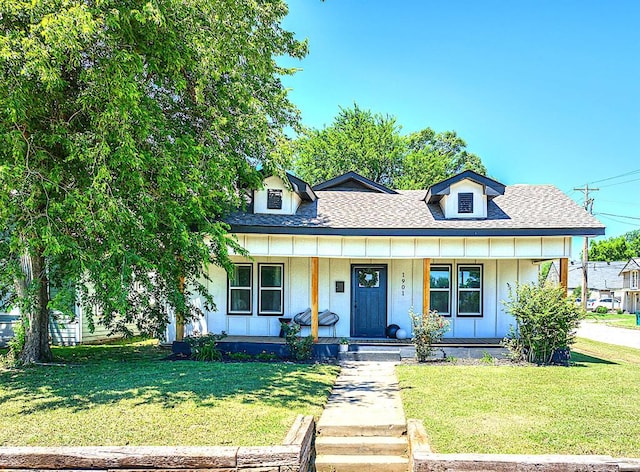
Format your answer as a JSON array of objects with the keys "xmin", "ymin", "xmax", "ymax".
[
  {"xmin": 232, "ymin": 235, "xmax": 572, "ymax": 260},
  {"xmin": 180, "ymin": 254, "xmax": 540, "ymax": 340}
]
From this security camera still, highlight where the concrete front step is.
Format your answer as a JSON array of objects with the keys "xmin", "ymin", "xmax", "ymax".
[
  {"xmin": 316, "ymin": 435, "xmax": 407, "ymax": 456},
  {"xmin": 317, "ymin": 423, "xmax": 407, "ymax": 438},
  {"xmin": 315, "ymin": 454, "xmax": 409, "ymax": 472}
]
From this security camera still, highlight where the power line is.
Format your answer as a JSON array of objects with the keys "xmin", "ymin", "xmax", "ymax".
[
  {"xmin": 589, "ymin": 168, "xmax": 640, "ymax": 185},
  {"xmin": 597, "ymin": 214, "xmax": 640, "ymax": 227},
  {"xmin": 598, "ymin": 176, "xmax": 640, "ymax": 189},
  {"xmin": 596, "ymin": 212, "xmax": 640, "ymax": 221}
]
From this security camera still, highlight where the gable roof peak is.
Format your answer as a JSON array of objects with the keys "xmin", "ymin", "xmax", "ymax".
[{"xmin": 313, "ymin": 171, "xmax": 398, "ymax": 194}]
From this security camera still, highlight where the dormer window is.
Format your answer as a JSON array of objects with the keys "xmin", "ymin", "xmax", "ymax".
[
  {"xmin": 458, "ymin": 193, "xmax": 473, "ymax": 214},
  {"xmin": 424, "ymin": 170, "xmax": 506, "ymax": 220},
  {"xmin": 267, "ymin": 189, "xmax": 282, "ymax": 209}
]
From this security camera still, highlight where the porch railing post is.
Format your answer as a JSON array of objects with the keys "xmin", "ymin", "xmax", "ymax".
[
  {"xmin": 311, "ymin": 257, "xmax": 319, "ymax": 341},
  {"xmin": 423, "ymin": 258, "xmax": 431, "ymax": 318}
]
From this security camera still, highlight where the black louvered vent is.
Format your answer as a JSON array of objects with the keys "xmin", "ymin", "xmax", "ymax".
[
  {"xmin": 267, "ymin": 189, "xmax": 283, "ymax": 209},
  {"xmin": 458, "ymin": 193, "xmax": 474, "ymax": 213}
]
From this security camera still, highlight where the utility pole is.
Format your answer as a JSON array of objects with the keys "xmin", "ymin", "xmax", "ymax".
[{"xmin": 574, "ymin": 184, "xmax": 599, "ymax": 311}]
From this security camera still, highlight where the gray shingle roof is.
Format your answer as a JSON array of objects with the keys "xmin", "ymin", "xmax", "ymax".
[
  {"xmin": 567, "ymin": 261, "xmax": 626, "ymax": 290},
  {"xmin": 227, "ymin": 184, "xmax": 605, "ymax": 236}
]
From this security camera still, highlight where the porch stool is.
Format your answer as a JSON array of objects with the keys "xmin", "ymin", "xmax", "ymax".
[{"xmin": 293, "ymin": 308, "xmax": 340, "ymax": 337}]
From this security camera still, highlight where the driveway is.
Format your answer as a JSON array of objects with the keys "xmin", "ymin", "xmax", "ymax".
[{"xmin": 577, "ymin": 320, "xmax": 640, "ymax": 349}]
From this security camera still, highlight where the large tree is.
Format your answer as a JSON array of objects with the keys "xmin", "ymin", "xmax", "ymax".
[
  {"xmin": 588, "ymin": 230, "xmax": 640, "ymax": 261},
  {"xmin": 287, "ymin": 104, "xmax": 487, "ymax": 189},
  {"xmin": 0, "ymin": 0, "xmax": 306, "ymax": 363},
  {"xmin": 288, "ymin": 104, "xmax": 405, "ymax": 187}
]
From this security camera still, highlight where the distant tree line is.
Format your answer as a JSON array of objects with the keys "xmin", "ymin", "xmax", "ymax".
[{"xmin": 588, "ymin": 230, "xmax": 640, "ymax": 261}]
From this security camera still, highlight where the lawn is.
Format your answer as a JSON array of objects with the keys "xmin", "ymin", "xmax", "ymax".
[
  {"xmin": 587, "ymin": 313, "xmax": 640, "ymax": 330},
  {"xmin": 397, "ymin": 338, "xmax": 640, "ymax": 457},
  {"xmin": 0, "ymin": 339, "xmax": 338, "ymax": 447}
]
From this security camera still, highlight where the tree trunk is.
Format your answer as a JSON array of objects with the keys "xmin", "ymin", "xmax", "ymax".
[
  {"xmin": 16, "ymin": 249, "xmax": 53, "ymax": 364},
  {"xmin": 175, "ymin": 274, "xmax": 185, "ymax": 341}
]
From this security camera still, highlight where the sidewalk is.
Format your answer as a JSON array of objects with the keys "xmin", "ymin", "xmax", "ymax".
[
  {"xmin": 315, "ymin": 361, "xmax": 408, "ymax": 471},
  {"xmin": 317, "ymin": 361, "xmax": 406, "ymax": 436},
  {"xmin": 577, "ymin": 320, "xmax": 640, "ymax": 349}
]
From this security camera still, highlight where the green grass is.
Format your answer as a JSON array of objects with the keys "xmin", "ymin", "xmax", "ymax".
[
  {"xmin": 587, "ymin": 313, "xmax": 640, "ymax": 330},
  {"xmin": 0, "ymin": 339, "xmax": 338, "ymax": 446},
  {"xmin": 398, "ymin": 338, "xmax": 640, "ymax": 457}
]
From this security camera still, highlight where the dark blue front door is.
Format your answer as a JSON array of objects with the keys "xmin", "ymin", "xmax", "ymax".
[{"xmin": 351, "ymin": 265, "xmax": 387, "ymax": 337}]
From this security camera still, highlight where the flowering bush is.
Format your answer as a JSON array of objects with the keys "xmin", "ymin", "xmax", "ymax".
[
  {"xmin": 409, "ymin": 308, "xmax": 450, "ymax": 362},
  {"xmin": 503, "ymin": 278, "xmax": 584, "ymax": 365}
]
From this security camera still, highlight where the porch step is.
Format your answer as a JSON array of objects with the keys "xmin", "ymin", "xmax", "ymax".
[
  {"xmin": 316, "ymin": 422, "xmax": 407, "ymax": 438},
  {"xmin": 315, "ymin": 436, "xmax": 407, "ymax": 456},
  {"xmin": 314, "ymin": 454, "xmax": 408, "ymax": 472}
]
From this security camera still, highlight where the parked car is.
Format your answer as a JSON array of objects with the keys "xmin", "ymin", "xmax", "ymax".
[{"xmin": 587, "ymin": 297, "xmax": 620, "ymax": 312}]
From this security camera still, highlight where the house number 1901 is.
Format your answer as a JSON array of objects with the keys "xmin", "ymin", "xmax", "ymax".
[{"xmin": 401, "ymin": 272, "xmax": 406, "ymax": 296}]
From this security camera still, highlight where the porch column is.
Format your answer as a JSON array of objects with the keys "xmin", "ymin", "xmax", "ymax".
[
  {"xmin": 311, "ymin": 256, "xmax": 319, "ymax": 341},
  {"xmin": 560, "ymin": 258, "xmax": 568, "ymax": 296},
  {"xmin": 423, "ymin": 258, "xmax": 431, "ymax": 316}
]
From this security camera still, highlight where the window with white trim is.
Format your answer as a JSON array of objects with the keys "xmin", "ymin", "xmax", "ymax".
[
  {"xmin": 632, "ymin": 271, "xmax": 639, "ymax": 290},
  {"xmin": 430, "ymin": 265, "xmax": 451, "ymax": 316},
  {"xmin": 259, "ymin": 263, "xmax": 284, "ymax": 315},
  {"xmin": 228, "ymin": 264, "xmax": 252, "ymax": 314},
  {"xmin": 457, "ymin": 265, "xmax": 482, "ymax": 316}
]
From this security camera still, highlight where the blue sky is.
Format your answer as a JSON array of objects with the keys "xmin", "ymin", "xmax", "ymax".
[{"xmin": 279, "ymin": 0, "xmax": 640, "ymax": 256}]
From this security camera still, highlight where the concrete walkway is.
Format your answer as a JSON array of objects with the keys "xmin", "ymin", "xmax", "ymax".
[
  {"xmin": 317, "ymin": 361, "xmax": 406, "ymax": 435},
  {"xmin": 577, "ymin": 320, "xmax": 640, "ymax": 349},
  {"xmin": 315, "ymin": 361, "xmax": 408, "ymax": 471}
]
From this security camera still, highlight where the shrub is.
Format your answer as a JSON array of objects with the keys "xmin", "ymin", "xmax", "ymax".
[
  {"xmin": 185, "ymin": 332, "xmax": 226, "ymax": 362},
  {"xmin": 256, "ymin": 351, "xmax": 278, "ymax": 362},
  {"xmin": 409, "ymin": 308, "xmax": 450, "ymax": 362},
  {"xmin": 8, "ymin": 317, "xmax": 27, "ymax": 357},
  {"xmin": 282, "ymin": 322, "xmax": 314, "ymax": 361},
  {"xmin": 617, "ymin": 309, "xmax": 624, "ymax": 315},
  {"xmin": 228, "ymin": 351, "xmax": 253, "ymax": 361},
  {"xmin": 595, "ymin": 306, "xmax": 608, "ymax": 314},
  {"xmin": 503, "ymin": 279, "xmax": 584, "ymax": 365}
]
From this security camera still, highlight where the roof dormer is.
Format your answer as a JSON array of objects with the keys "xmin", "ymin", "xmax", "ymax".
[
  {"xmin": 425, "ymin": 170, "xmax": 505, "ymax": 219},
  {"xmin": 253, "ymin": 173, "xmax": 316, "ymax": 215}
]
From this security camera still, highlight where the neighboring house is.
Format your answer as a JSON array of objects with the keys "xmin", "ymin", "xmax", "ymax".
[
  {"xmin": 619, "ymin": 258, "xmax": 640, "ymax": 313},
  {"xmin": 1, "ymin": 300, "xmax": 133, "ymax": 348},
  {"xmin": 565, "ymin": 260, "xmax": 626, "ymax": 304},
  {"xmin": 167, "ymin": 170, "xmax": 604, "ymax": 341}
]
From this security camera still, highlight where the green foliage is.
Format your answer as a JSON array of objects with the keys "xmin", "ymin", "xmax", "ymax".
[
  {"xmin": 185, "ymin": 333, "xmax": 226, "ymax": 362},
  {"xmin": 255, "ymin": 351, "xmax": 278, "ymax": 362},
  {"xmin": 503, "ymin": 279, "xmax": 585, "ymax": 364},
  {"xmin": 595, "ymin": 306, "xmax": 609, "ymax": 314},
  {"xmin": 8, "ymin": 318, "xmax": 27, "ymax": 357},
  {"xmin": 480, "ymin": 351, "xmax": 495, "ymax": 365},
  {"xmin": 409, "ymin": 308, "xmax": 450, "ymax": 362},
  {"xmin": 571, "ymin": 285, "xmax": 591, "ymax": 300},
  {"xmin": 588, "ymin": 230, "xmax": 640, "ymax": 261},
  {"xmin": 228, "ymin": 351, "xmax": 253, "ymax": 362},
  {"xmin": 282, "ymin": 322, "xmax": 314, "ymax": 361},
  {"xmin": 540, "ymin": 261, "xmax": 552, "ymax": 281},
  {"xmin": 0, "ymin": 0, "xmax": 305, "ymax": 362},
  {"xmin": 286, "ymin": 103, "xmax": 487, "ymax": 189}
]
